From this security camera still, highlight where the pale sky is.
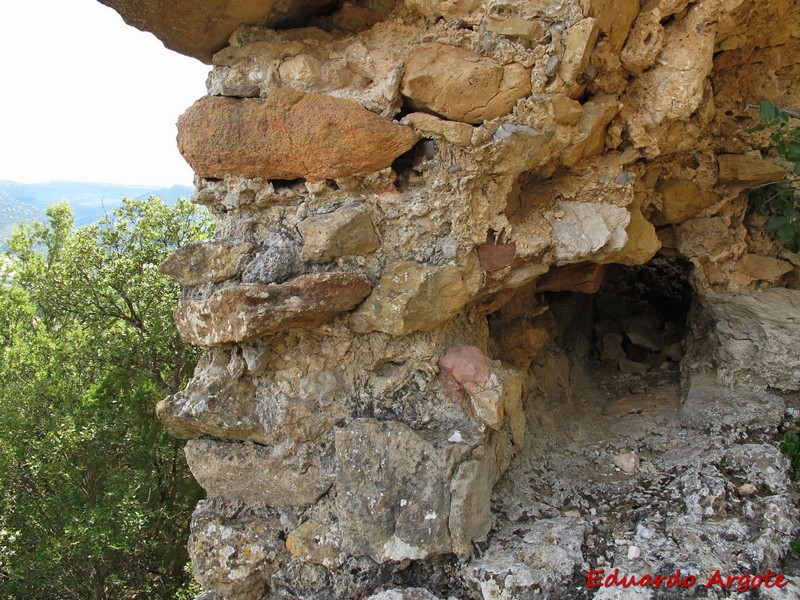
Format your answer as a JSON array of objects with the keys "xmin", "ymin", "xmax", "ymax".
[{"xmin": 0, "ymin": 0, "xmax": 210, "ymax": 187}]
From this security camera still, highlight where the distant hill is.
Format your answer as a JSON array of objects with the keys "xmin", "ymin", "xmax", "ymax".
[
  {"xmin": 0, "ymin": 181, "xmax": 194, "ymax": 249},
  {"xmin": 0, "ymin": 191, "xmax": 47, "ymax": 251}
]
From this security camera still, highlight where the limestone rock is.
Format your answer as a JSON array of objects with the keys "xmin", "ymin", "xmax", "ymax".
[
  {"xmin": 550, "ymin": 95, "xmax": 583, "ymax": 126},
  {"xmin": 680, "ymin": 374, "xmax": 785, "ymax": 434},
  {"xmin": 559, "ymin": 18, "xmax": 600, "ymax": 90},
  {"xmin": 241, "ymin": 230, "xmax": 305, "ymax": 284},
  {"xmin": 403, "ymin": 112, "xmax": 475, "ymax": 147},
  {"xmin": 619, "ymin": 2, "xmax": 716, "ymax": 154},
  {"xmin": 584, "ymin": 0, "xmax": 639, "ymax": 52},
  {"xmin": 189, "ymin": 502, "xmax": 286, "ymax": 600},
  {"xmin": 690, "ymin": 289, "xmax": 800, "ymax": 390},
  {"xmin": 653, "ymin": 179, "xmax": 720, "ymax": 225},
  {"xmin": 736, "ymin": 254, "xmax": 793, "ymax": 281},
  {"xmin": 175, "ymin": 273, "xmax": 372, "ymax": 346},
  {"xmin": 675, "ymin": 218, "xmax": 734, "ymax": 258},
  {"xmin": 160, "ymin": 240, "xmax": 254, "ymax": 286},
  {"xmin": 350, "ymin": 262, "xmax": 469, "ymax": 335},
  {"xmin": 298, "ymin": 204, "xmax": 379, "ymax": 264},
  {"xmin": 335, "ymin": 420, "xmax": 467, "ymax": 561},
  {"xmin": 449, "ymin": 450, "xmax": 497, "ymax": 557},
  {"xmin": 600, "ymin": 208, "xmax": 660, "ymax": 266},
  {"xmin": 438, "ymin": 346, "xmax": 524, "ymax": 434},
  {"xmin": 494, "ymin": 363, "xmax": 525, "ymax": 448},
  {"xmin": 486, "ymin": 0, "xmax": 575, "ymax": 21},
  {"xmin": 621, "ymin": 8, "xmax": 665, "ymax": 73},
  {"xmin": 465, "ymin": 518, "xmax": 588, "ymax": 598},
  {"xmin": 177, "ymin": 91, "xmax": 419, "ymax": 181},
  {"xmin": 285, "ymin": 520, "xmax": 339, "ymax": 567},
  {"xmin": 544, "ymin": 200, "xmax": 630, "ymax": 264},
  {"xmin": 185, "ymin": 438, "xmax": 332, "ymax": 508},
  {"xmin": 718, "ymin": 154, "xmax": 786, "ymax": 185},
  {"xmin": 406, "ymin": 0, "xmax": 482, "ymax": 22},
  {"xmin": 400, "ymin": 43, "xmax": 531, "ymax": 125},
  {"xmin": 99, "ymin": 0, "xmax": 332, "ymax": 63},
  {"xmin": 367, "ymin": 589, "xmax": 442, "ymax": 600},
  {"xmin": 560, "ymin": 94, "xmax": 620, "ymax": 166},
  {"xmin": 157, "ymin": 370, "xmax": 268, "ymax": 444},
  {"xmin": 613, "ymin": 451, "xmax": 640, "ymax": 474},
  {"xmin": 486, "ymin": 15, "xmax": 545, "ymax": 40}
]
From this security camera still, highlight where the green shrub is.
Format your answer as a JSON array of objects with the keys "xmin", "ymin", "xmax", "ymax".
[{"xmin": 747, "ymin": 99, "xmax": 800, "ymax": 252}]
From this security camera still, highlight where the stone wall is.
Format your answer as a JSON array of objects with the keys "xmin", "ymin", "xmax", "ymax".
[{"xmin": 101, "ymin": 0, "xmax": 800, "ymax": 597}]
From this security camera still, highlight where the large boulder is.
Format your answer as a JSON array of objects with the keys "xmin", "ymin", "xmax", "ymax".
[{"xmin": 177, "ymin": 91, "xmax": 419, "ymax": 181}]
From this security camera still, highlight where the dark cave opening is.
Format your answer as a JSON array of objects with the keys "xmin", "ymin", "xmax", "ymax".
[{"xmin": 589, "ymin": 256, "xmax": 693, "ymax": 374}]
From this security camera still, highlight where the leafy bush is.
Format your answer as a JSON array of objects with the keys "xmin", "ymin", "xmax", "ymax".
[
  {"xmin": 0, "ymin": 198, "xmax": 213, "ymax": 599},
  {"xmin": 779, "ymin": 420, "xmax": 800, "ymax": 555},
  {"xmin": 747, "ymin": 99, "xmax": 800, "ymax": 252}
]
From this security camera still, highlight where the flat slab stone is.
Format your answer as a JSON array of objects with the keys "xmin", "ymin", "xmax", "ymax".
[
  {"xmin": 175, "ymin": 273, "xmax": 372, "ymax": 346},
  {"xmin": 185, "ymin": 438, "xmax": 332, "ymax": 508},
  {"xmin": 680, "ymin": 374, "xmax": 785, "ymax": 434},
  {"xmin": 177, "ymin": 90, "xmax": 420, "ymax": 181}
]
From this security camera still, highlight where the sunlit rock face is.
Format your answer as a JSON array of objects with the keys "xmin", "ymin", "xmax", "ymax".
[{"xmin": 103, "ymin": 0, "xmax": 800, "ymax": 596}]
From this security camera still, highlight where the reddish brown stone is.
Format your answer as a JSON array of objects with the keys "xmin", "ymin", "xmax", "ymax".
[
  {"xmin": 477, "ymin": 243, "xmax": 517, "ymax": 271},
  {"xmin": 99, "ymin": 0, "xmax": 332, "ymax": 63},
  {"xmin": 177, "ymin": 91, "xmax": 420, "ymax": 181},
  {"xmin": 175, "ymin": 273, "xmax": 372, "ymax": 346},
  {"xmin": 536, "ymin": 263, "xmax": 607, "ymax": 294}
]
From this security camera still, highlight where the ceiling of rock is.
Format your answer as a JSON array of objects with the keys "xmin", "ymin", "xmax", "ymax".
[{"xmin": 98, "ymin": 0, "xmax": 336, "ymax": 63}]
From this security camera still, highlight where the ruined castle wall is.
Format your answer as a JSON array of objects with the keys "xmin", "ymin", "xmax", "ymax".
[{"xmin": 100, "ymin": 0, "xmax": 800, "ymax": 597}]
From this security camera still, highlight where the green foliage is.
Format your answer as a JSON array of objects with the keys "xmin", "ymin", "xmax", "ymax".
[
  {"xmin": 0, "ymin": 197, "xmax": 213, "ymax": 599},
  {"xmin": 747, "ymin": 99, "xmax": 800, "ymax": 252},
  {"xmin": 780, "ymin": 424, "xmax": 800, "ymax": 470},
  {"xmin": 779, "ymin": 420, "xmax": 800, "ymax": 555}
]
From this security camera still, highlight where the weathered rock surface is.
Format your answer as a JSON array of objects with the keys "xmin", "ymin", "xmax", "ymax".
[
  {"xmin": 688, "ymin": 288, "xmax": 800, "ymax": 390},
  {"xmin": 175, "ymin": 273, "xmax": 372, "ymax": 345},
  {"xmin": 189, "ymin": 502, "xmax": 286, "ymax": 599},
  {"xmin": 112, "ymin": 0, "xmax": 800, "ymax": 595},
  {"xmin": 403, "ymin": 112, "xmax": 475, "ymax": 147},
  {"xmin": 160, "ymin": 240, "xmax": 254, "ymax": 286},
  {"xmin": 240, "ymin": 229, "xmax": 305, "ymax": 285},
  {"xmin": 675, "ymin": 217, "xmax": 735, "ymax": 258},
  {"xmin": 335, "ymin": 420, "xmax": 463, "ymax": 562},
  {"xmin": 559, "ymin": 18, "xmax": 599, "ymax": 92},
  {"xmin": 681, "ymin": 374, "xmax": 785, "ymax": 435},
  {"xmin": 157, "ymin": 364, "xmax": 267, "ymax": 443},
  {"xmin": 350, "ymin": 262, "xmax": 469, "ymax": 335},
  {"xmin": 298, "ymin": 203, "xmax": 379, "ymax": 264},
  {"xmin": 465, "ymin": 518, "xmax": 588, "ymax": 598},
  {"xmin": 718, "ymin": 154, "xmax": 786, "ymax": 184},
  {"xmin": 438, "ymin": 346, "xmax": 525, "ymax": 435},
  {"xmin": 400, "ymin": 43, "xmax": 531, "ymax": 125},
  {"xmin": 545, "ymin": 200, "xmax": 630, "ymax": 264},
  {"xmin": 652, "ymin": 179, "xmax": 720, "ymax": 225},
  {"xmin": 599, "ymin": 208, "xmax": 660, "ymax": 266},
  {"xmin": 177, "ymin": 91, "xmax": 419, "ymax": 181},
  {"xmin": 285, "ymin": 520, "xmax": 339, "ymax": 567},
  {"xmin": 737, "ymin": 253, "xmax": 794, "ymax": 281},
  {"xmin": 99, "ymin": 0, "xmax": 332, "ymax": 62},
  {"xmin": 367, "ymin": 589, "xmax": 441, "ymax": 600},
  {"xmin": 185, "ymin": 438, "xmax": 332, "ymax": 508}
]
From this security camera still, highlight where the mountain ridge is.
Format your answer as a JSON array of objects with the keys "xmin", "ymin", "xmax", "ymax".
[{"xmin": 0, "ymin": 180, "xmax": 194, "ymax": 249}]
